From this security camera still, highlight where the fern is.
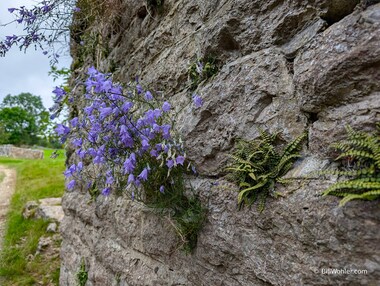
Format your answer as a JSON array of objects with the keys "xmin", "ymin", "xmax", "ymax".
[
  {"xmin": 322, "ymin": 125, "xmax": 380, "ymax": 205},
  {"xmin": 227, "ymin": 130, "xmax": 306, "ymax": 212}
]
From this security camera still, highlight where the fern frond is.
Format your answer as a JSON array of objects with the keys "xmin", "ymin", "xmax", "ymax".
[
  {"xmin": 247, "ymin": 150, "xmax": 265, "ymax": 161},
  {"xmin": 345, "ymin": 125, "xmax": 367, "ymax": 141},
  {"xmin": 228, "ymin": 154, "xmax": 256, "ymax": 169},
  {"xmin": 276, "ymin": 154, "xmax": 301, "ymax": 175},
  {"xmin": 237, "ymin": 180, "xmax": 268, "ymax": 204},
  {"xmin": 349, "ymin": 137, "xmax": 376, "ymax": 151},
  {"xmin": 322, "ymin": 124, "xmax": 380, "ymax": 206},
  {"xmin": 282, "ymin": 132, "xmax": 307, "ymax": 158},
  {"xmin": 257, "ymin": 191, "xmax": 268, "ymax": 213},
  {"xmin": 258, "ymin": 129, "xmax": 276, "ymax": 146},
  {"xmin": 336, "ymin": 150, "xmax": 375, "ymax": 161},
  {"xmin": 375, "ymin": 154, "xmax": 380, "ymax": 169},
  {"xmin": 323, "ymin": 180, "xmax": 380, "ymax": 196},
  {"xmin": 339, "ymin": 190, "xmax": 380, "ymax": 206},
  {"xmin": 226, "ymin": 166, "xmax": 251, "ymax": 173},
  {"xmin": 321, "ymin": 166, "xmax": 377, "ymax": 178},
  {"xmin": 330, "ymin": 142, "xmax": 352, "ymax": 153}
]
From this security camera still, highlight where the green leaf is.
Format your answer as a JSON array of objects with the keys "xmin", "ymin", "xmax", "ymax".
[
  {"xmin": 248, "ymin": 172, "xmax": 257, "ymax": 180},
  {"xmin": 237, "ymin": 180, "xmax": 267, "ymax": 204}
]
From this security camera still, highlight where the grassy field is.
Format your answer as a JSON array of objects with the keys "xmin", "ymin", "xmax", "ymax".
[
  {"xmin": 0, "ymin": 149, "xmax": 66, "ymax": 285},
  {"xmin": 0, "ymin": 171, "xmax": 4, "ymax": 184}
]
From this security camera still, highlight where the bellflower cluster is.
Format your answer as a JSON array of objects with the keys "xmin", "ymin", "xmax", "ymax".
[
  {"xmin": 8, "ymin": 2, "xmax": 53, "ymax": 25},
  {"xmin": 58, "ymin": 67, "xmax": 196, "ymax": 201}
]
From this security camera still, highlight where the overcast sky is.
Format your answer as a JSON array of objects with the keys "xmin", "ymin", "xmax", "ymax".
[{"xmin": 0, "ymin": 0, "xmax": 71, "ymax": 109}]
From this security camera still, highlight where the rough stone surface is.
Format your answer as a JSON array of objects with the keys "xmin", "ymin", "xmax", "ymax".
[
  {"xmin": 308, "ymin": 93, "xmax": 380, "ymax": 156},
  {"xmin": 22, "ymin": 201, "xmax": 39, "ymax": 219},
  {"xmin": 47, "ymin": 222, "xmax": 58, "ymax": 233},
  {"xmin": 281, "ymin": 18, "xmax": 327, "ymax": 58},
  {"xmin": 36, "ymin": 236, "xmax": 53, "ymax": 255},
  {"xmin": 61, "ymin": 182, "xmax": 380, "ymax": 286},
  {"xmin": 23, "ymin": 198, "xmax": 64, "ymax": 223},
  {"xmin": 61, "ymin": 1, "xmax": 380, "ymax": 285},
  {"xmin": 282, "ymin": 156, "xmax": 330, "ymax": 179},
  {"xmin": 294, "ymin": 3, "xmax": 380, "ymax": 114},
  {"xmin": 177, "ymin": 48, "xmax": 307, "ymax": 176},
  {"xmin": 0, "ymin": 145, "xmax": 44, "ymax": 160},
  {"xmin": 35, "ymin": 234, "xmax": 61, "ymax": 257}
]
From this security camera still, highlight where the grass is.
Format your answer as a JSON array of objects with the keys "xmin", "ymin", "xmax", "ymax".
[{"xmin": 0, "ymin": 149, "xmax": 65, "ymax": 286}]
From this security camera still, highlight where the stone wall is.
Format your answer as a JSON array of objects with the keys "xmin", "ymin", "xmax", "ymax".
[
  {"xmin": 0, "ymin": 145, "xmax": 43, "ymax": 160},
  {"xmin": 60, "ymin": 1, "xmax": 380, "ymax": 285}
]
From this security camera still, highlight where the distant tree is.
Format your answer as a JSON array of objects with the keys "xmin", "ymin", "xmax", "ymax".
[
  {"xmin": 0, "ymin": 124, "xmax": 10, "ymax": 144},
  {"xmin": 0, "ymin": 107, "xmax": 37, "ymax": 145},
  {"xmin": 1, "ymin": 93, "xmax": 50, "ymax": 132},
  {"xmin": 0, "ymin": 93, "xmax": 50, "ymax": 146}
]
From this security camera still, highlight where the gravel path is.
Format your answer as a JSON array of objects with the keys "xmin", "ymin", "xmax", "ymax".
[{"xmin": 0, "ymin": 165, "xmax": 16, "ymax": 252}]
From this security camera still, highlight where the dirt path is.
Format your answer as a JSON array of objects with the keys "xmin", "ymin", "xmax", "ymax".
[{"xmin": 0, "ymin": 165, "xmax": 16, "ymax": 252}]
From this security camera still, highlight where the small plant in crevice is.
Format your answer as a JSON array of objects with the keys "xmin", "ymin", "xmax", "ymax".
[
  {"xmin": 175, "ymin": 197, "xmax": 206, "ymax": 253},
  {"xmin": 158, "ymin": 192, "xmax": 206, "ymax": 253},
  {"xmin": 322, "ymin": 124, "xmax": 380, "ymax": 206},
  {"xmin": 115, "ymin": 273, "xmax": 121, "ymax": 284},
  {"xmin": 52, "ymin": 67, "xmax": 205, "ymax": 252},
  {"xmin": 227, "ymin": 130, "xmax": 307, "ymax": 212},
  {"xmin": 188, "ymin": 56, "xmax": 219, "ymax": 90},
  {"xmin": 76, "ymin": 259, "xmax": 88, "ymax": 286}
]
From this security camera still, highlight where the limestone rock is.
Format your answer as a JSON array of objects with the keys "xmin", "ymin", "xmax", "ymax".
[
  {"xmin": 22, "ymin": 201, "xmax": 39, "ymax": 219},
  {"xmin": 294, "ymin": 3, "xmax": 380, "ymax": 113},
  {"xmin": 309, "ymin": 93, "xmax": 380, "ymax": 156},
  {"xmin": 60, "ymin": 181, "xmax": 380, "ymax": 285},
  {"xmin": 23, "ymin": 198, "xmax": 64, "ymax": 223},
  {"xmin": 39, "ymin": 198, "xmax": 62, "ymax": 206},
  {"xmin": 61, "ymin": 0, "xmax": 380, "ymax": 285},
  {"xmin": 47, "ymin": 222, "xmax": 58, "ymax": 233},
  {"xmin": 178, "ymin": 48, "xmax": 307, "ymax": 176},
  {"xmin": 322, "ymin": 0, "xmax": 360, "ymax": 23},
  {"xmin": 294, "ymin": 3, "xmax": 380, "ymax": 156},
  {"xmin": 106, "ymin": 0, "xmax": 360, "ymax": 95},
  {"xmin": 0, "ymin": 145, "xmax": 43, "ymax": 159},
  {"xmin": 282, "ymin": 156, "xmax": 330, "ymax": 179},
  {"xmin": 36, "ymin": 198, "xmax": 64, "ymax": 223},
  {"xmin": 35, "ymin": 234, "xmax": 61, "ymax": 257},
  {"xmin": 281, "ymin": 19, "xmax": 327, "ymax": 58},
  {"xmin": 36, "ymin": 236, "xmax": 52, "ymax": 255}
]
